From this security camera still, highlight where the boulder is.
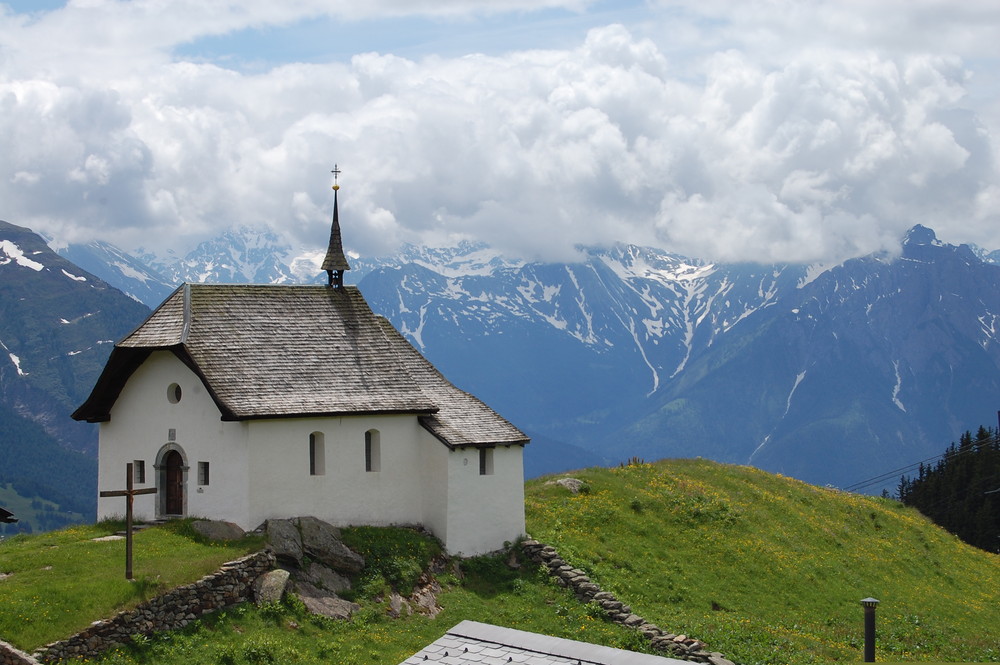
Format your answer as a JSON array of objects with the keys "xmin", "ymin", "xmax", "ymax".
[
  {"xmin": 545, "ymin": 477, "xmax": 586, "ymax": 493},
  {"xmin": 295, "ymin": 582, "xmax": 360, "ymax": 620},
  {"xmin": 296, "ymin": 517, "xmax": 364, "ymax": 573},
  {"xmin": 265, "ymin": 519, "xmax": 303, "ymax": 565},
  {"xmin": 191, "ymin": 520, "xmax": 245, "ymax": 542},
  {"xmin": 296, "ymin": 561, "xmax": 352, "ymax": 594},
  {"xmin": 253, "ymin": 569, "xmax": 290, "ymax": 605}
]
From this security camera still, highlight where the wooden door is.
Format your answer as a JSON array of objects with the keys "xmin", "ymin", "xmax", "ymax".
[{"xmin": 164, "ymin": 450, "xmax": 184, "ymax": 515}]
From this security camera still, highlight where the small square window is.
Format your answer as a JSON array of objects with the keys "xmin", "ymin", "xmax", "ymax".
[
  {"xmin": 198, "ymin": 461, "xmax": 210, "ymax": 486},
  {"xmin": 133, "ymin": 460, "xmax": 146, "ymax": 484}
]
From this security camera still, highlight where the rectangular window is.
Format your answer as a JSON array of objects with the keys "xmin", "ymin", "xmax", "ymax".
[
  {"xmin": 198, "ymin": 461, "xmax": 210, "ymax": 486},
  {"xmin": 479, "ymin": 448, "xmax": 494, "ymax": 476},
  {"xmin": 310, "ymin": 432, "xmax": 325, "ymax": 476},
  {"xmin": 133, "ymin": 460, "xmax": 146, "ymax": 484}
]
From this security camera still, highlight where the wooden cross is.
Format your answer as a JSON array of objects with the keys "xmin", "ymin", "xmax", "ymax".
[{"xmin": 99, "ymin": 462, "xmax": 156, "ymax": 580}]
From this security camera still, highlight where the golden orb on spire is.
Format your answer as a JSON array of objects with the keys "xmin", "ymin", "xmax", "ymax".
[{"xmin": 331, "ymin": 163, "xmax": 341, "ymax": 191}]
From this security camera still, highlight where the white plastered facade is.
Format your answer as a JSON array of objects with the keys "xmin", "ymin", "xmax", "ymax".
[{"xmin": 97, "ymin": 351, "xmax": 525, "ymax": 556}]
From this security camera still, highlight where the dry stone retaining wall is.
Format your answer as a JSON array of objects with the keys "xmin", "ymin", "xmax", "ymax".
[
  {"xmin": 0, "ymin": 639, "xmax": 39, "ymax": 665},
  {"xmin": 520, "ymin": 539, "xmax": 735, "ymax": 665},
  {"xmin": 31, "ymin": 550, "xmax": 275, "ymax": 664}
]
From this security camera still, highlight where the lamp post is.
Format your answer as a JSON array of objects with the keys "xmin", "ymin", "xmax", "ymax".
[{"xmin": 861, "ymin": 597, "xmax": 879, "ymax": 662}]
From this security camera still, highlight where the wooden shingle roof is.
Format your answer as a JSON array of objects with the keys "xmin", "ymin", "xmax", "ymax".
[{"xmin": 74, "ymin": 284, "xmax": 528, "ymax": 448}]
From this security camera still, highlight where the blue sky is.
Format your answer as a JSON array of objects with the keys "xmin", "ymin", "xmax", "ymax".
[
  {"xmin": 174, "ymin": 2, "xmax": 653, "ymax": 67},
  {"xmin": 1, "ymin": 1, "xmax": 998, "ymax": 265}
]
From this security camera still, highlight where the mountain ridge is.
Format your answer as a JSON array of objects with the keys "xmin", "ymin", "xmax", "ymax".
[{"xmin": 46, "ymin": 223, "xmax": 1000, "ymax": 490}]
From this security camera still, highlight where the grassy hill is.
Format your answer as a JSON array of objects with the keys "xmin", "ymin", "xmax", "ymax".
[
  {"xmin": 0, "ymin": 459, "xmax": 997, "ymax": 664},
  {"xmin": 525, "ymin": 459, "xmax": 1000, "ymax": 663}
]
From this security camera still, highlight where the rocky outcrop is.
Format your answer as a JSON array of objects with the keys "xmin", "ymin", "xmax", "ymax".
[
  {"xmin": 520, "ymin": 540, "xmax": 734, "ymax": 665},
  {"xmin": 296, "ymin": 517, "xmax": 364, "ymax": 573},
  {"xmin": 265, "ymin": 519, "xmax": 304, "ymax": 564},
  {"xmin": 263, "ymin": 517, "xmax": 364, "ymax": 574},
  {"xmin": 295, "ymin": 582, "xmax": 360, "ymax": 620},
  {"xmin": 259, "ymin": 517, "xmax": 366, "ymax": 620},
  {"xmin": 296, "ymin": 562, "xmax": 352, "ymax": 594}
]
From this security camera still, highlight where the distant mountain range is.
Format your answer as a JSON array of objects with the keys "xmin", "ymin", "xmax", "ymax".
[
  {"xmin": 48, "ymin": 222, "xmax": 1000, "ymax": 494},
  {"xmin": 8, "ymin": 215, "xmax": 999, "ymax": 532}
]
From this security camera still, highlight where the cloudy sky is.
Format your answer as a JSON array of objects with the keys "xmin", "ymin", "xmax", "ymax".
[{"xmin": 1, "ymin": 1, "xmax": 998, "ymax": 265}]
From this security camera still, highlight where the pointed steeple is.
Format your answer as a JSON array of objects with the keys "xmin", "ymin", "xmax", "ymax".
[{"xmin": 322, "ymin": 164, "xmax": 350, "ymax": 288}]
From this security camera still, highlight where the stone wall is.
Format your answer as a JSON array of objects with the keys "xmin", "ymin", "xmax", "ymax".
[
  {"xmin": 520, "ymin": 540, "xmax": 734, "ymax": 665},
  {"xmin": 0, "ymin": 640, "xmax": 39, "ymax": 665},
  {"xmin": 31, "ymin": 550, "xmax": 274, "ymax": 664}
]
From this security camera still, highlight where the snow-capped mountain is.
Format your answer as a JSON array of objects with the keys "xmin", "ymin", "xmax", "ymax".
[
  {"xmin": 57, "ymin": 240, "xmax": 176, "ymax": 306},
  {"xmin": 356, "ymin": 226, "xmax": 1000, "ymax": 490},
  {"xmin": 52, "ymin": 222, "xmax": 1000, "ymax": 490},
  {"xmin": 136, "ymin": 226, "xmax": 299, "ymax": 288}
]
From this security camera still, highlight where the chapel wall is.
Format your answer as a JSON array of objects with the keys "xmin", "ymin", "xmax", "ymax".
[
  {"xmin": 99, "ymin": 351, "xmax": 250, "ymax": 525},
  {"xmin": 417, "ymin": 427, "xmax": 451, "ymax": 545},
  {"xmin": 244, "ymin": 413, "xmax": 426, "ymax": 531},
  {"xmin": 442, "ymin": 444, "xmax": 527, "ymax": 556}
]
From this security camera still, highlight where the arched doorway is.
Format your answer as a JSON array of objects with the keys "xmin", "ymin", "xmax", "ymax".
[
  {"xmin": 164, "ymin": 450, "xmax": 184, "ymax": 515},
  {"xmin": 155, "ymin": 444, "xmax": 188, "ymax": 518}
]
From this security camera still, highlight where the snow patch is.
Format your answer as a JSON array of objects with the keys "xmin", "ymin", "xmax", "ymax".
[
  {"xmin": 1, "ymin": 339, "xmax": 27, "ymax": 376},
  {"xmin": 797, "ymin": 262, "xmax": 835, "ymax": 288},
  {"xmin": 1, "ymin": 240, "xmax": 44, "ymax": 271},
  {"xmin": 62, "ymin": 269, "xmax": 87, "ymax": 282},
  {"xmin": 892, "ymin": 360, "xmax": 906, "ymax": 412}
]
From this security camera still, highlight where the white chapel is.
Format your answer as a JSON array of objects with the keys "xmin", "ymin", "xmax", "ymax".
[{"xmin": 73, "ymin": 175, "xmax": 529, "ymax": 556}]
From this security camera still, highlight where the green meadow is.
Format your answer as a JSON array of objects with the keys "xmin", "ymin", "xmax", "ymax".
[
  {"xmin": 525, "ymin": 459, "xmax": 1000, "ymax": 663},
  {"xmin": 0, "ymin": 459, "xmax": 996, "ymax": 664}
]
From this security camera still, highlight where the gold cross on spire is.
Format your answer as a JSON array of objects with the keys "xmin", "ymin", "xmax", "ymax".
[{"xmin": 331, "ymin": 164, "xmax": 341, "ymax": 191}]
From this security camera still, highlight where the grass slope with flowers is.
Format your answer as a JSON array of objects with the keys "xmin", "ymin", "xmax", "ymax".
[
  {"xmin": 0, "ymin": 458, "xmax": 997, "ymax": 665},
  {"xmin": 526, "ymin": 458, "xmax": 1000, "ymax": 664}
]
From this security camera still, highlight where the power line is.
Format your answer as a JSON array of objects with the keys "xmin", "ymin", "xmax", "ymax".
[{"xmin": 843, "ymin": 433, "xmax": 998, "ymax": 493}]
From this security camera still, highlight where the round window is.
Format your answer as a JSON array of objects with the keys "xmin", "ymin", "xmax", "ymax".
[{"xmin": 167, "ymin": 383, "xmax": 182, "ymax": 404}]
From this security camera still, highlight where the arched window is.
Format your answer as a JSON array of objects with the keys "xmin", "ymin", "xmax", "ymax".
[
  {"xmin": 365, "ymin": 429, "xmax": 381, "ymax": 472},
  {"xmin": 309, "ymin": 432, "xmax": 325, "ymax": 476}
]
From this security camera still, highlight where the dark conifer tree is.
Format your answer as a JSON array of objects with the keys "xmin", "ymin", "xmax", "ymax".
[{"xmin": 899, "ymin": 425, "xmax": 1000, "ymax": 553}]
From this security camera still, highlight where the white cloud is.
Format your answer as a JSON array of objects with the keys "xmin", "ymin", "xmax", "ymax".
[{"xmin": 0, "ymin": 1, "xmax": 997, "ymax": 264}]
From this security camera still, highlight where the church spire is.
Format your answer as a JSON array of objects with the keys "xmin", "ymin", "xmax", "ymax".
[{"xmin": 321, "ymin": 164, "xmax": 351, "ymax": 288}]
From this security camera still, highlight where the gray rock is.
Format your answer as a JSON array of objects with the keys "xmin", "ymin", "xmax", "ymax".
[
  {"xmin": 191, "ymin": 520, "xmax": 245, "ymax": 542},
  {"xmin": 545, "ymin": 477, "xmax": 586, "ymax": 493},
  {"xmin": 388, "ymin": 592, "xmax": 409, "ymax": 618},
  {"xmin": 265, "ymin": 519, "xmax": 303, "ymax": 565},
  {"xmin": 253, "ymin": 569, "xmax": 290, "ymax": 605},
  {"xmin": 707, "ymin": 656, "xmax": 736, "ymax": 665},
  {"xmin": 623, "ymin": 614, "xmax": 645, "ymax": 627},
  {"xmin": 295, "ymin": 582, "xmax": 360, "ymax": 620},
  {"xmin": 296, "ymin": 517, "xmax": 364, "ymax": 573},
  {"xmin": 296, "ymin": 562, "xmax": 352, "ymax": 594},
  {"xmin": 409, "ymin": 581, "xmax": 442, "ymax": 618}
]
